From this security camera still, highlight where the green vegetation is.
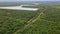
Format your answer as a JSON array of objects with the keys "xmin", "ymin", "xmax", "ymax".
[
  {"xmin": 54, "ymin": 6, "xmax": 60, "ymax": 9},
  {"xmin": 22, "ymin": 6, "xmax": 38, "ymax": 8},
  {"xmin": 0, "ymin": 9, "xmax": 37, "ymax": 34},
  {"xmin": 16, "ymin": 6, "xmax": 60, "ymax": 34},
  {"xmin": 0, "ymin": 3, "xmax": 60, "ymax": 34}
]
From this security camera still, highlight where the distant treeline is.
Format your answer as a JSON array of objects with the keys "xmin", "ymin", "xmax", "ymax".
[{"xmin": 0, "ymin": 2, "xmax": 21, "ymax": 7}]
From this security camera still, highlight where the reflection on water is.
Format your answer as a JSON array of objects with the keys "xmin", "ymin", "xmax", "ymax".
[{"xmin": 0, "ymin": 5, "xmax": 38, "ymax": 11}]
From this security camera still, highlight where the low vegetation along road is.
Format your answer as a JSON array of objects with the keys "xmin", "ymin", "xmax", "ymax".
[{"xmin": 13, "ymin": 7, "xmax": 47, "ymax": 34}]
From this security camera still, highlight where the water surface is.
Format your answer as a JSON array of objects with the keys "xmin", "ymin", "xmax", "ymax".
[{"xmin": 0, "ymin": 5, "xmax": 38, "ymax": 11}]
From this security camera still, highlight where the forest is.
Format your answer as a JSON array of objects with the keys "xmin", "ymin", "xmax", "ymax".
[{"xmin": 0, "ymin": 3, "xmax": 60, "ymax": 34}]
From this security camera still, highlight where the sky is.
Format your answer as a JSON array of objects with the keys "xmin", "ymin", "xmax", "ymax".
[{"xmin": 0, "ymin": 0, "xmax": 60, "ymax": 2}]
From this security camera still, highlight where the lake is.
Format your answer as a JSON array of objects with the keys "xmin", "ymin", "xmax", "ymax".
[{"xmin": 0, "ymin": 5, "xmax": 38, "ymax": 11}]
